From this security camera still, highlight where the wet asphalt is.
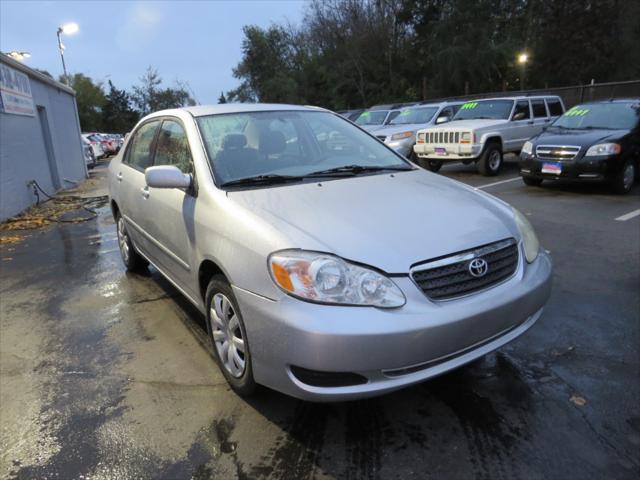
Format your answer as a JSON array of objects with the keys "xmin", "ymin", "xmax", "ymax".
[{"xmin": 1, "ymin": 158, "xmax": 639, "ymax": 479}]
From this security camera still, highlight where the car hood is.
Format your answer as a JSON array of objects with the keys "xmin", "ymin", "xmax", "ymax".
[
  {"xmin": 227, "ymin": 170, "xmax": 518, "ymax": 273},
  {"xmin": 427, "ymin": 119, "xmax": 509, "ymax": 131},
  {"xmin": 373, "ymin": 123, "xmax": 428, "ymax": 137},
  {"xmin": 359, "ymin": 124, "xmax": 386, "ymax": 132},
  {"xmin": 532, "ymin": 127, "xmax": 630, "ymax": 147}
]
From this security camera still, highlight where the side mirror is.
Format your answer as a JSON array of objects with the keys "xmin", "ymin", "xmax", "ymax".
[
  {"xmin": 436, "ymin": 116, "xmax": 450, "ymax": 124},
  {"xmin": 145, "ymin": 166, "xmax": 192, "ymax": 189},
  {"xmin": 512, "ymin": 112, "xmax": 526, "ymax": 121}
]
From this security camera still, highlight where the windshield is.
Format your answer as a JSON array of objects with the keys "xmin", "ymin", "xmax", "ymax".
[
  {"xmin": 355, "ymin": 110, "xmax": 388, "ymax": 125},
  {"xmin": 552, "ymin": 102, "xmax": 639, "ymax": 130},
  {"xmin": 389, "ymin": 107, "xmax": 438, "ymax": 125},
  {"xmin": 452, "ymin": 100, "xmax": 514, "ymax": 120},
  {"xmin": 196, "ymin": 111, "xmax": 409, "ymax": 186}
]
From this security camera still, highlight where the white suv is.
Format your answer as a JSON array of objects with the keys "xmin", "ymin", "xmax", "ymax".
[{"xmin": 413, "ymin": 96, "xmax": 565, "ymax": 175}]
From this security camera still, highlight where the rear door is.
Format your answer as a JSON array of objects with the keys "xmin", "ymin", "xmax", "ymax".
[
  {"xmin": 117, "ymin": 120, "xmax": 160, "ymax": 255},
  {"xmin": 530, "ymin": 98, "xmax": 551, "ymax": 135},
  {"xmin": 505, "ymin": 100, "xmax": 532, "ymax": 152},
  {"xmin": 545, "ymin": 97, "xmax": 565, "ymax": 121},
  {"xmin": 140, "ymin": 118, "xmax": 198, "ymax": 292}
]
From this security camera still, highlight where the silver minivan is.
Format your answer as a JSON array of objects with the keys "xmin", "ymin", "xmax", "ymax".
[{"xmin": 108, "ymin": 104, "xmax": 552, "ymax": 401}]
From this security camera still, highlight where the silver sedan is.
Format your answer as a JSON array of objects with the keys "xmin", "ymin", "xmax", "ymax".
[{"xmin": 108, "ymin": 103, "xmax": 552, "ymax": 401}]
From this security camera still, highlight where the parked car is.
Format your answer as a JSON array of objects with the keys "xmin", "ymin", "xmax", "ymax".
[
  {"xmin": 97, "ymin": 133, "xmax": 119, "ymax": 155},
  {"xmin": 373, "ymin": 101, "xmax": 463, "ymax": 159},
  {"xmin": 81, "ymin": 133, "xmax": 105, "ymax": 159},
  {"xmin": 355, "ymin": 109, "xmax": 400, "ymax": 132},
  {"xmin": 519, "ymin": 99, "xmax": 640, "ymax": 193},
  {"xmin": 82, "ymin": 137, "xmax": 97, "ymax": 169},
  {"xmin": 413, "ymin": 95, "xmax": 565, "ymax": 175},
  {"xmin": 108, "ymin": 104, "xmax": 552, "ymax": 401}
]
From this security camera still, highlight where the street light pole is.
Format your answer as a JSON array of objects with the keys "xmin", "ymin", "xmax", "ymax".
[
  {"xmin": 56, "ymin": 28, "xmax": 69, "ymax": 85},
  {"xmin": 56, "ymin": 23, "xmax": 78, "ymax": 86},
  {"xmin": 517, "ymin": 53, "xmax": 529, "ymax": 91}
]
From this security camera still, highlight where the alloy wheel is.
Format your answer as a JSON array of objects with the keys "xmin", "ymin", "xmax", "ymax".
[
  {"xmin": 117, "ymin": 217, "xmax": 130, "ymax": 264},
  {"xmin": 623, "ymin": 163, "xmax": 634, "ymax": 191},
  {"xmin": 488, "ymin": 150, "xmax": 501, "ymax": 171},
  {"xmin": 210, "ymin": 293, "xmax": 246, "ymax": 378}
]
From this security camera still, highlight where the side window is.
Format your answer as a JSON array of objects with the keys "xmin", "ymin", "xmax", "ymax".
[
  {"xmin": 531, "ymin": 99, "xmax": 548, "ymax": 118},
  {"xmin": 125, "ymin": 121, "xmax": 159, "ymax": 170},
  {"xmin": 154, "ymin": 120, "xmax": 193, "ymax": 174},
  {"xmin": 513, "ymin": 101, "xmax": 531, "ymax": 120},
  {"xmin": 546, "ymin": 99, "xmax": 564, "ymax": 116}
]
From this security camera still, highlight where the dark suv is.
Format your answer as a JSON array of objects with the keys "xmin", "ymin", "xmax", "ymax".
[{"xmin": 519, "ymin": 99, "xmax": 640, "ymax": 194}]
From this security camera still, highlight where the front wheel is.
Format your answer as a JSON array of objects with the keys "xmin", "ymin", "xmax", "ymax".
[
  {"xmin": 477, "ymin": 144, "xmax": 503, "ymax": 176},
  {"xmin": 610, "ymin": 160, "xmax": 636, "ymax": 194},
  {"xmin": 206, "ymin": 275, "xmax": 256, "ymax": 396}
]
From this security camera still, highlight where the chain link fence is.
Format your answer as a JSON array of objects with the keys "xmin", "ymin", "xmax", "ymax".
[{"xmin": 425, "ymin": 80, "xmax": 640, "ymax": 108}]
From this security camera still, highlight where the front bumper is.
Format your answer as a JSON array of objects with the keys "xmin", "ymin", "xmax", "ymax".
[
  {"xmin": 385, "ymin": 138, "xmax": 414, "ymax": 157},
  {"xmin": 413, "ymin": 142, "xmax": 482, "ymax": 161},
  {"xmin": 234, "ymin": 248, "xmax": 552, "ymax": 401},
  {"xmin": 519, "ymin": 152, "xmax": 622, "ymax": 182}
]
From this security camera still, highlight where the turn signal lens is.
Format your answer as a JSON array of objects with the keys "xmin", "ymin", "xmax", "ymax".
[
  {"xmin": 391, "ymin": 131, "xmax": 414, "ymax": 141},
  {"xmin": 268, "ymin": 250, "xmax": 406, "ymax": 308}
]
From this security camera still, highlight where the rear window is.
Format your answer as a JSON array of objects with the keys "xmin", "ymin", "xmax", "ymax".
[{"xmin": 546, "ymin": 99, "xmax": 563, "ymax": 116}]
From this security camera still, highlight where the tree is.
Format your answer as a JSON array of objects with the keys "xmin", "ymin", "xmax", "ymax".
[
  {"xmin": 217, "ymin": 91, "xmax": 227, "ymax": 104},
  {"xmin": 132, "ymin": 66, "xmax": 195, "ymax": 115},
  {"xmin": 102, "ymin": 80, "xmax": 139, "ymax": 133},
  {"xmin": 64, "ymin": 73, "xmax": 105, "ymax": 132}
]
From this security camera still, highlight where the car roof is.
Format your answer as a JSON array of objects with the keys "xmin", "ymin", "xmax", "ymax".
[{"xmin": 175, "ymin": 103, "xmax": 328, "ymax": 118}]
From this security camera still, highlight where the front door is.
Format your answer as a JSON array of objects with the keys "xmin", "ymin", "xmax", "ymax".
[{"xmin": 505, "ymin": 100, "xmax": 533, "ymax": 152}]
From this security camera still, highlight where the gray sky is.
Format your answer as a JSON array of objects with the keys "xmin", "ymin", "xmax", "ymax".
[{"xmin": 0, "ymin": 0, "xmax": 306, "ymax": 104}]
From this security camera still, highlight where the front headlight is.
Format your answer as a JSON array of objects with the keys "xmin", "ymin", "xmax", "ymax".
[
  {"xmin": 513, "ymin": 209, "xmax": 540, "ymax": 263},
  {"xmin": 585, "ymin": 143, "xmax": 621, "ymax": 156},
  {"xmin": 269, "ymin": 250, "xmax": 406, "ymax": 308},
  {"xmin": 391, "ymin": 131, "xmax": 414, "ymax": 141},
  {"xmin": 460, "ymin": 132, "xmax": 473, "ymax": 144},
  {"xmin": 522, "ymin": 141, "xmax": 533, "ymax": 155}
]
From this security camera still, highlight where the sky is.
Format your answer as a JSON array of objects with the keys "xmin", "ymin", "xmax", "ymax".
[{"xmin": 0, "ymin": 0, "xmax": 307, "ymax": 104}]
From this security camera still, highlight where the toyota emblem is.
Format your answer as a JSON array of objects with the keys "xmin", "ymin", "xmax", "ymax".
[{"xmin": 468, "ymin": 258, "xmax": 489, "ymax": 278}]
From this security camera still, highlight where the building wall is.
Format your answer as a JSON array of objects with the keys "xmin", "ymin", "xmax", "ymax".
[{"xmin": 0, "ymin": 58, "xmax": 86, "ymax": 221}]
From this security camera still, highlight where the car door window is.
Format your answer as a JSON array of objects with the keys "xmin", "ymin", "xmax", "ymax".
[
  {"xmin": 154, "ymin": 120, "xmax": 194, "ymax": 174},
  {"xmin": 531, "ymin": 100, "xmax": 548, "ymax": 118},
  {"xmin": 513, "ymin": 101, "xmax": 531, "ymax": 120},
  {"xmin": 546, "ymin": 99, "xmax": 563, "ymax": 116},
  {"xmin": 125, "ymin": 121, "xmax": 159, "ymax": 170}
]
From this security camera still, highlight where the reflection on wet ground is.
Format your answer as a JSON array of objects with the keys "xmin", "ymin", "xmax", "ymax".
[{"xmin": 1, "ymin": 164, "xmax": 638, "ymax": 479}]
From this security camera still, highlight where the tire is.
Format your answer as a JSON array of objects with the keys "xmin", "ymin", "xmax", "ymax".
[
  {"xmin": 610, "ymin": 160, "xmax": 636, "ymax": 194},
  {"xmin": 115, "ymin": 212, "xmax": 148, "ymax": 272},
  {"xmin": 477, "ymin": 143, "xmax": 503, "ymax": 176},
  {"xmin": 522, "ymin": 176, "xmax": 543, "ymax": 187},
  {"xmin": 205, "ymin": 275, "xmax": 256, "ymax": 396}
]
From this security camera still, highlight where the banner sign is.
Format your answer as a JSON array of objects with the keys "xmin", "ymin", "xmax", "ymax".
[{"xmin": 0, "ymin": 62, "xmax": 36, "ymax": 116}]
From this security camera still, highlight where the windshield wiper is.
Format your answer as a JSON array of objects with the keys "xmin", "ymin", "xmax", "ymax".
[
  {"xmin": 221, "ymin": 174, "xmax": 303, "ymax": 188},
  {"xmin": 304, "ymin": 164, "xmax": 414, "ymax": 177}
]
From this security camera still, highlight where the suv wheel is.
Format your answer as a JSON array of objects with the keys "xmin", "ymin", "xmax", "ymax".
[
  {"xmin": 477, "ymin": 143, "xmax": 503, "ymax": 176},
  {"xmin": 116, "ymin": 213, "xmax": 148, "ymax": 272},
  {"xmin": 522, "ymin": 177, "xmax": 543, "ymax": 187},
  {"xmin": 206, "ymin": 275, "xmax": 256, "ymax": 396},
  {"xmin": 611, "ymin": 160, "xmax": 635, "ymax": 194}
]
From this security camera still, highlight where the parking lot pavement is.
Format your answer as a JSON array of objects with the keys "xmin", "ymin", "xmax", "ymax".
[{"xmin": 1, "ymin": 159, "xmax": 639, "ymax": 479}]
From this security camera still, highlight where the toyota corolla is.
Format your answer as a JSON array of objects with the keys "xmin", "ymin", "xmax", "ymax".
[{"xmin": 108, "ymin": 104, "xmax": 552, "ymax": 401}]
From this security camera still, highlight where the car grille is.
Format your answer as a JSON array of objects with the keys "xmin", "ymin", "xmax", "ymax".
[
  {"xmin": 411, "ymin": 238, "xmax": 518, "ymax": 300},
  {"xmin": 535, "ymin": 145, "xmax": 581, "ymax": 160},
  {"xmin": 423, "ymin": 131, "xmax": 460, "ymax": 144}
]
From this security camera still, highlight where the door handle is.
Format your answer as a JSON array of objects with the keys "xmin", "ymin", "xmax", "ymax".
[
  {"xmin": 116, "ymin": 172, "xmax": 123, "ymax": 182},
  {"xmin": 141, "ymin": 186, "xmax": 150, "ymax": 199},
  {"xmin": 527, "ymin": 120, "xmax": 534, "ymax": 125}
]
